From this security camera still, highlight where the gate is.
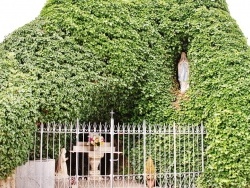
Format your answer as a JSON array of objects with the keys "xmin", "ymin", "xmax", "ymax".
[{"xmin": 15, "ymin": 114, "xmax": 206, "ymax": 188}]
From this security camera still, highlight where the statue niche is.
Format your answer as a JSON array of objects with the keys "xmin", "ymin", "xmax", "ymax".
[{"xmin": 178, "ymin": 52, "xmax": 189, "ymax": 94}]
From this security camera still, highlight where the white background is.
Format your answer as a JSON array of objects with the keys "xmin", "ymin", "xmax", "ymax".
[{"xmin": 0, "ymin": 0, "xmax": 249, "ymax": 45}]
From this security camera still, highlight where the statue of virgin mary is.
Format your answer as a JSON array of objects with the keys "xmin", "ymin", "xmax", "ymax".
[{"xmin": 178, "ymin": 52, "xmax": 189, "ymax": 93}]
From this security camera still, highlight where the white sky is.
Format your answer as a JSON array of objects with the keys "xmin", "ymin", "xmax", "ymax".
[{"xmin": 0, "ymin": 0, "xmax": 249, "ymax": 45}]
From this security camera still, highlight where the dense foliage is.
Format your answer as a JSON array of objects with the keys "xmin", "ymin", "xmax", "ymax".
[
  {"xmin": 1, "ymin": 0, "xmax": 250, "ymax": 187},
  {"xmin": 0, "ymin": 47, "xmax": 38, "ymax": 178}
]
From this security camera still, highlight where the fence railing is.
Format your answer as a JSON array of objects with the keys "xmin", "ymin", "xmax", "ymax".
[{"xmin": 15, "ymin": 115, "xmax": 206, "ymax": 188}]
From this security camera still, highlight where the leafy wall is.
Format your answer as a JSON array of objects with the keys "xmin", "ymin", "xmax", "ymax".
[
  {"xmin": 0, "ymin": 47, "xmax": 38, "ymax": 178},
  {"xmin": 0, "ymin": 0, "xmax": 250, "ymax": 187}
]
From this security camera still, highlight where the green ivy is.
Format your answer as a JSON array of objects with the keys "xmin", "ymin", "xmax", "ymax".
[
  {"xmin": 0, "ymin": 0, "xmax": 250, "ymax": 187},
  {"xmin": 0, "ymin": 47, "xmax": 39, "ymax": 178}
]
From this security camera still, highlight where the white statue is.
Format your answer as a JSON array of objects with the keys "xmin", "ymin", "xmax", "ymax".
[
  {"xmin": 55, "ymin": 148, "xmax": 68, "ymax": 177},
  {"xmin": 178, "ymin": 52, "xmax": 189, "ymax": 94}
]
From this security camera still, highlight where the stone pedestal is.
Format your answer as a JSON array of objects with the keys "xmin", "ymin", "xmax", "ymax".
[
  {"xmin": 72, "ymin": 142, "xmax": 115, "ymax": 181},
  {"xmin": 88, "ymin": 151, "xmax": 104, "ymax": 180}
]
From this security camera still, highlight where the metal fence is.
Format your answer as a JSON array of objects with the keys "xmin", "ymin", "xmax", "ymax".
[{"xmin": 15, "ymin": 115, "xmax": 206, "ymax": 188}]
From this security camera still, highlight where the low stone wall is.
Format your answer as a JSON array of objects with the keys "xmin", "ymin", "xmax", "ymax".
[{"xmin": 15, "ymin": 159, "xmax": 55, "ymax": 188}]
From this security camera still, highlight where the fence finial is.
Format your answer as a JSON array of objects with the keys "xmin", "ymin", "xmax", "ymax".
[{"xmin": 110, "ymin": 110, "xmax": 115, "ymax": 118}]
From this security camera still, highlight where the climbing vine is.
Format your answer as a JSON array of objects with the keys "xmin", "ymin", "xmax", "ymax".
[{"xmin": 1, "ymin": 0, "xmax": 250, "ymax": 187}]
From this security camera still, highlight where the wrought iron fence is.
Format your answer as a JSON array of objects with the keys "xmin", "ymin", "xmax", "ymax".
[{"xmin": 15, "ymin": 115, "xmax": 206, "ymax": 188}]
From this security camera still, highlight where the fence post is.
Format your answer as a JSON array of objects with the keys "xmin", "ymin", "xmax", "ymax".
[
  {"xmin": 39, "ymin": 123, "xmax": 44, "ymax": 187},
  {"xmin": 76, "ymin": 118, "xmax": 79, "ymax": 187},
  {"xmin": 143, "ymin": 120, "xmax": 147, "ymax": 187},
  {"xmin": 173, "ymin": 122, "xmax": 177, "ymax": 188},
  {"xmin": 201, "ymin": 122, "xmax": 205, "ymax": 172},
  {"xmin": 40, "ymin": 123, "xmax": 44, "ymax": 161},
  {"xmin": 110, "ymin": 111, "xmax": 115, "ymax": 188}
]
